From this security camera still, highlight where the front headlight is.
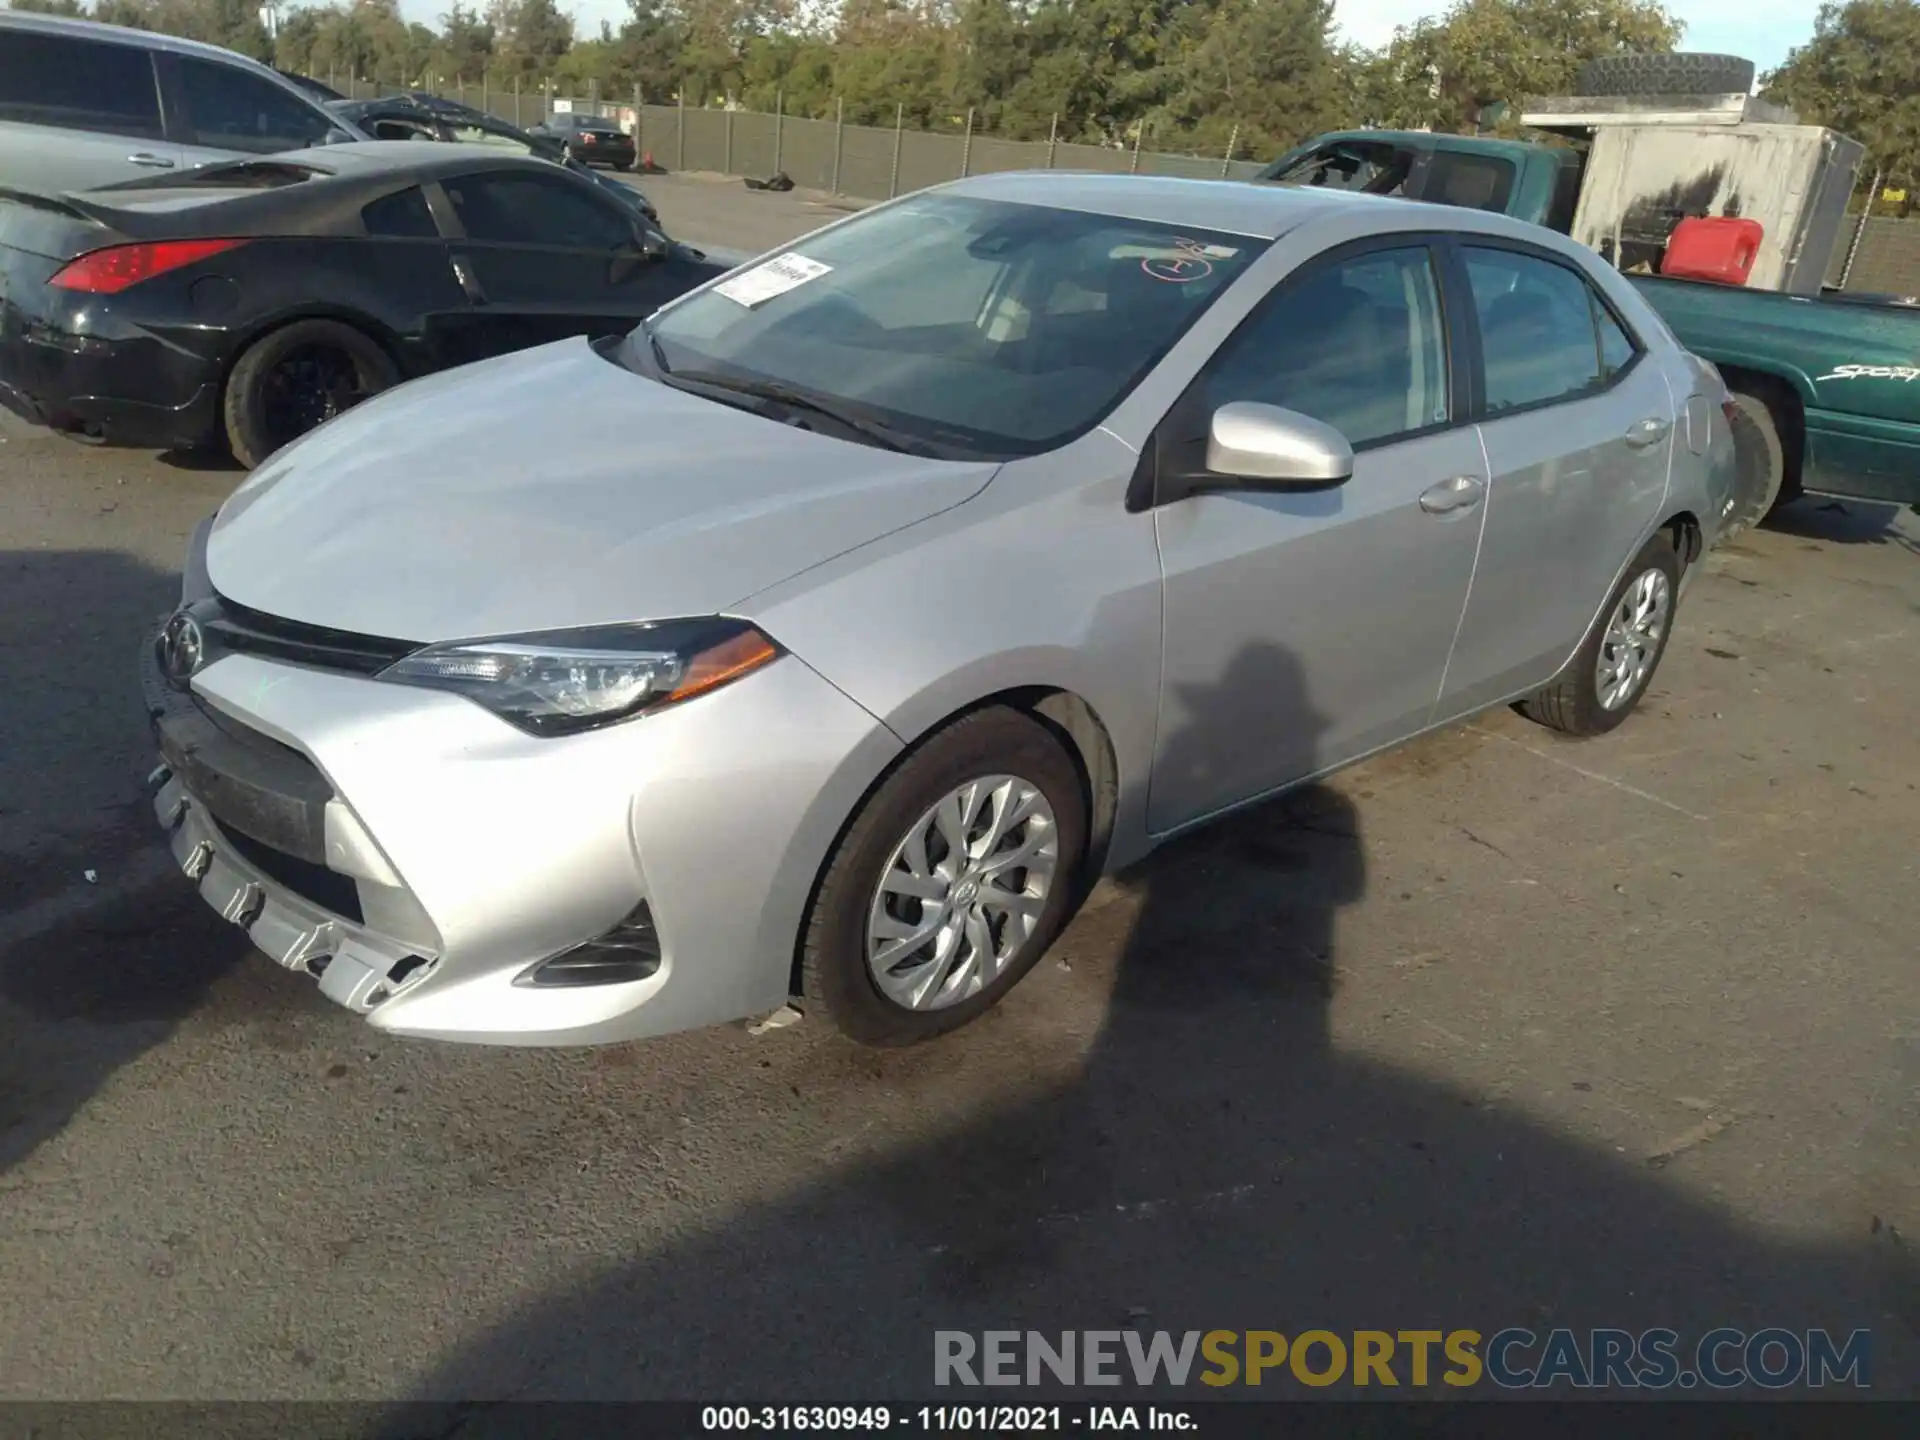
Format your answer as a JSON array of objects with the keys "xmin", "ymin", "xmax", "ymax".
[{"xmin": 378, "ymin": 617, "xmax": 780, "ymax": 736}]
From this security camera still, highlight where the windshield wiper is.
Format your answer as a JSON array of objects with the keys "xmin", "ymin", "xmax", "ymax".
[{"xmin": 665, "ymin": 369, "xmax": 927, "ymax": 455}]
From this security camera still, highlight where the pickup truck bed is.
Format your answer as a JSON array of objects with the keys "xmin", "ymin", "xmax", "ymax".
[{"xmin": 1631, "ymin": 276, "xmax": 1920, "ymax": 507}]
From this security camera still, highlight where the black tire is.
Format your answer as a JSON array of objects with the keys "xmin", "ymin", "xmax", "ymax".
[
  {"xmin": 1575, "ymin": 52, "xmax": 1756, "ymax": 97},
  {"xmin": 800, "ymin": 707, "xmax": 1089, "ymax": 1047},
  {"xmin": 614, "ymin": 160, "xmax": 633, "ymax": 172},
  {"xmin": 1721, "ymin": 389, "xmax": 1787, "ymax": 540},
  {"xmin": 1516, "ymin": 531, "xmax": 1682, "ymax": 737},
  {"xmin": 223, "ymin": 319, "xmax": 399, "ymax": 470}
]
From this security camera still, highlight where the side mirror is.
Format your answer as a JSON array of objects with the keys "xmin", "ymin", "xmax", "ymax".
[{"xmin": 1204, "ymin": 401, "xmax": 1353, "ymax": 489}]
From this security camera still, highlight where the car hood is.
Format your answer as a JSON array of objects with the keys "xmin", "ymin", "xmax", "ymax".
[{"xmin": 205, "ymin": 338, "xmax": 998, "ymax": 642}]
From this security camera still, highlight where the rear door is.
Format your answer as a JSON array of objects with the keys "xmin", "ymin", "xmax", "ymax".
[
  {"xmin": 159, "ymin": 54, "xmax": 340, "ymax": 173},
  {"xmin": 0, "ymin": 30, "xmax": 184, "ymax": 190},
  {"xmin": 354, "ymin": 184, "xmax": 472, "ymax": 375},
  {"xmin": 1434, "ymin": 239, "xmax": 1674, "ymax": 719},
  {"xmin": 432, "ymin": 167, "xmax": 671, "ymax": 362}
]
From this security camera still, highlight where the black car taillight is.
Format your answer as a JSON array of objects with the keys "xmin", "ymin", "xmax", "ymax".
[
  {"xmin": 50, "ymin": 238, "xmax": 248, "ymax": 295},
  {"xmin": 518, "ymin": 902, "xmax": 663, "ymax": 987}
]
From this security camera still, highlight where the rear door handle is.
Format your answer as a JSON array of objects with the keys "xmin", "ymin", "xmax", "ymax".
[
  {"xmin": 127, "ymin": 152, "xmax": 175, "ymax": 169},
  {"xmin": 1419, "ymin": 474, "xmax": 1486, "ymax": 515},
  {"xmin": 1625, "ymin": 416, "xmax": 1672, "ymax": 448},
  {"xmin": 451, "ymin": 254, "xmax": 486, "ymax": 304}
]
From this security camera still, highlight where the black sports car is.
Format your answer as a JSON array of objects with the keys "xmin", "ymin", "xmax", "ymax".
[
  {"xmin": 0, "ymin": 142, "xmax": 725, "ymax": 467},
  {"xmin": 329, "ymin": 96, "xmax": 659, "ymax": 224}
]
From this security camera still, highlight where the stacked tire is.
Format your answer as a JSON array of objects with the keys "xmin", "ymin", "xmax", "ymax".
[{"xmin": 1574, "ymin": 53, "xmax": 1757, "ymax": 97}]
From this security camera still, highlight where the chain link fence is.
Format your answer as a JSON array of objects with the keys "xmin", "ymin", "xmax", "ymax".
[
  {"xmin": 326, "ymin": 71, "xmax": 1267, "ymax": 200},
  {"xmin": 323, "ymin": 69, "xmax": 1920, "ymax": 292}
]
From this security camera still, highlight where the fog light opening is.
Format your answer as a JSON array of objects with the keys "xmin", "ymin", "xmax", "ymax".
[
  {"xmin": 386, "ymin": 954, "xmax": 431, "ymax": 987},
  {"xmin": 518, "ymin": 901, "xmax": 663, "ymax": 988}
]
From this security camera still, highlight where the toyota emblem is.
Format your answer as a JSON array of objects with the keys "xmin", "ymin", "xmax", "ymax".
[{"xmin": 159, "ymin": 610, "xmax": 205, "ymax": 686}]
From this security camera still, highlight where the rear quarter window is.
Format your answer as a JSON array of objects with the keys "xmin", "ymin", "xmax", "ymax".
[
  {"xmin": 0, "ymin": 31, "xmax": 164, "ymax": 140},
  {"xmin": 361, "ymin": 186, "xmax": 439, "ymax": 238}
]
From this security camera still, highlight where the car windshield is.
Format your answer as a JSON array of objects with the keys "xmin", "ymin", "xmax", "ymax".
[{"xmin": 645, "ymin": 194, "xmax": 1264, "ymax": 459}]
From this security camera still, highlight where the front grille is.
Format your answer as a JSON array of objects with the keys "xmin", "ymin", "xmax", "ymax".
[
  {"xmin": 199, "ymin": 593, "xmax": 418, "ymax": 677},
  {"xmin": 219, "ymin": 824, "xmax": 365, "ymax": 923}
]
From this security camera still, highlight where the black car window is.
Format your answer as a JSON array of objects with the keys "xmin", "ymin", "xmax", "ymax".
[
  {"xmin": 1595, "ymin": 295, "xmax": 1638, "ymax": 378},
  {"xmin": 0, "ymin": 32, "xmax": 163, "ymax": 140},
  {"xmin": 371, "ymin": 116, "xmax": 439, "ymax": 142},
  {"xmin": 1463, "ymin": 246, "xmax": 1608, "ymax": 413},
  {"xmin": 362, "ymin": 186, "xmax": 439, "ymax": 239},
  {"xmin": 1421, "ymin": 152, "xmax": 1516, "ymax": 213},
  {"xmin": 175, "ymin": 56, "xmax": 335, "ymax": 154},
  {"xmin": 1204, "ymin": 245, "xmax": 1451, "ymax": 449},
  {"xmin": 442, "ymin": 171, "xmax": 631, "ymax": 250}
]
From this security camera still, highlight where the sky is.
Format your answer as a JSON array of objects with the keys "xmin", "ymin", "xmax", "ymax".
[{"xmin": 395, "ymin": 1, "xmax": 1825, "ymax": 80}]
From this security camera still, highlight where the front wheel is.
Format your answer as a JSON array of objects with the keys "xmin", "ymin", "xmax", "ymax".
[
  {"xmin": 1516, "ymin": 531, "xmax": 1681, "ymax": 737},
  {"xmin": 223, "ymin": 319, "xmax": 398, "ymax": 470},
  {"xmin": 800, "ymin": 707, "xmax": 1088, "ymax": 1046}
]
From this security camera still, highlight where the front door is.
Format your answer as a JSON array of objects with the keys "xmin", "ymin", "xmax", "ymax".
[
  {"xmin": 1148, "ymin": 240, "xmax": 1488, "ymax": 835},
  {"xmin": 1435, "ymin": 241, "xmax": 1675, "ymax": 718},
  {"xmin": 435, "ymin": 168, "xmax": 666, "ymax": 363}
]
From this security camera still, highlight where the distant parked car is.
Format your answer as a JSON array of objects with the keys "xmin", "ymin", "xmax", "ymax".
[
  {"xmin": 0, "ymin": 142, "xmax": 725, "ymax": 466},
  {"xmin": 136, "ymin": 173, "xmax": 1737, "ymax": 1051},
  {"xmin": 0, "ymin": 12, "xmax": 368, "ymax": 194},
  {"xmin": 528, "ymin": 111, "xmax": 637, "ymax": 171},
  {"xmin": 331, "ymin": 95, "xmax": 658, "ymax": 224}
]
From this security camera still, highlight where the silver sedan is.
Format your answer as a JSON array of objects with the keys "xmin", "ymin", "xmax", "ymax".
[{"xmin": 143, "ymin": 172, "xmax": 1739, "ymax": 1047}]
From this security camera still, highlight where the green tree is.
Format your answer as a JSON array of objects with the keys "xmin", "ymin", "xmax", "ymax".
[
  {"xmin": 1764, "ymin": 0, "xmax": 1920, "ymax": 190},
  {"xmin": 1368, "ymin": 0, "xmax": 1683, "ymax": 133},
  {"xmin": 5, "ymin": 0, "xmax": 88, "ymax": 15},
  {"xmin": 436, "ymin": 3, "xmax": 495, "ymax": 81},
  {"xmin": 1157, "ymin": 0, "xmax": 1352, "ymax": 156}
]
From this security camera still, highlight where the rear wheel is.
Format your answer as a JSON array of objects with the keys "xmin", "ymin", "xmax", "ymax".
[
  {"xmin": 800, "ymin": 707, "xmax": 1088, "ymax": 1047},
  {"xmin": 1516, "ymin": 531, "xmax": 1682, "ymax": 737},
  {"xmin": 222, "ymin": 319, "xmax": 398, "ymax": 470}
]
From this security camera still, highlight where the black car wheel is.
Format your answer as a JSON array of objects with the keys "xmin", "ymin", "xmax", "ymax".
[{"xmin": 223, "ymin": 319, "xmax": 399, "ymax": 471}]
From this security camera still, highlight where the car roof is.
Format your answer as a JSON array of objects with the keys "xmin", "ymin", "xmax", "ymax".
[
  {"xmin": 58, "ymin": 143, "xmax": 573, "ymax": 238},
  {"xmin": 0, "ymin": 10, "xmax": 283, "ymax": 66},
  {"xmin": 932, "ymin": 170, "xmax": 1554, "ymax": 245}
]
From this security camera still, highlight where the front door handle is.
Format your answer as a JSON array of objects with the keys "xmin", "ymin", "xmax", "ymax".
[
  {"xmin": 451, "ymin": 254, "xmax": 486, "ymax": 304},
  {"xmin": 127, "ymin": 152, "xmax": 175, "ymax": 169},
  {"xmin": 1625, "ymin": 416, "xmax": 1672, "ymax": 448},
  {"xmin": 1419, "ymin": 474, "xmax": 1486, "ymax": 515}
]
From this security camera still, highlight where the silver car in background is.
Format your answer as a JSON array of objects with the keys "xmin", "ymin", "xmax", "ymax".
[
  {"xmin": 0, "ymin": 13, "xmax": 365, "ymax": 195},
  {"xmin": 144, "ymin": 173, "xmax": 1738, "ymax": 1048}
]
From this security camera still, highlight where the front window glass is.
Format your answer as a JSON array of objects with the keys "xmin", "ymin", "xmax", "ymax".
[
  {"xmin": 647, "ymin": 195, "xmax": 1264, "ymax": 458},
  {"xmin": 1264, "ymin": 142, "xmax": 1414, "ymax": 198}
]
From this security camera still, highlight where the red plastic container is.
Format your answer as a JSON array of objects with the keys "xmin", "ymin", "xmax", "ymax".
[{"xmin": 1660, "ymin": 217, "xmax": 1764, "ymax": 286}]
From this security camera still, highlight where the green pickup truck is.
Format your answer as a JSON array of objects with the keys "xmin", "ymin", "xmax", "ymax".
[{"xmin": 1262, "ymin": 114, "xmax": 1920, "ymax": 531}]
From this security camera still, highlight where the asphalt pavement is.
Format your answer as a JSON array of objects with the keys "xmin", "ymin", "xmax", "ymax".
[{"xmin": 0, "ymin": 173, "xmax": 1915, "ymax": 1404}]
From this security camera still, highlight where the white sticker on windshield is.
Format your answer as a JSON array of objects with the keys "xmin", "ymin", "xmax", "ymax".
[{"xmin": 714, "ymin": 252, "xmax": 833, "ymax": 308}]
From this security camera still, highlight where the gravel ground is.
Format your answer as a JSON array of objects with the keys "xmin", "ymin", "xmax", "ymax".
[{"xmin": 0, "ymin": 174, "xmax": 1915, "ymax": 1403}]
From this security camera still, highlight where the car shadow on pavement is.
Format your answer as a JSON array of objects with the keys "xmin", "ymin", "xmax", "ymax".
[
  {"xmin": 0, "ymin": 549, "xmax": 267, "ymax": 1176},
  {"xmin": 396, "ymin": 641, "xmax": 1916, "ymax": 1415},
  {"xmin": 1763, "ymin": 496, "xmax": 1920, "ymax": 554}
]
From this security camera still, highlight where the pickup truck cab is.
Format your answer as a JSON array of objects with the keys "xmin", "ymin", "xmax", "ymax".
[{"xmin": 1262, "ymin": 110, "xmax": 1920, "ymax": 524}]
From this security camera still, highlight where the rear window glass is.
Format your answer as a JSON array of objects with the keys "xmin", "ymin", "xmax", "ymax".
[
  {"xmin": 0, "ymin": 32, "xmax": 163, "ymax": 140},
  {"xmin": 362, "ymin": 186, "xmax": 439, "ymax": 238},
  {"xmin": 1422, "ymin": 152, "xmax": 1516, "ymax": 213}
]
